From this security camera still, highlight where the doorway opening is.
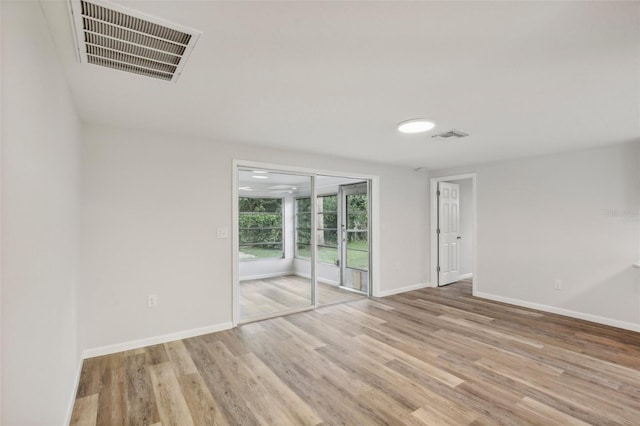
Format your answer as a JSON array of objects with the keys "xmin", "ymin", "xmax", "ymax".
[
  {"xmin": 233, "ymin": 163, "xmax": 374, "ymax": 325},
  {"xmin": 430, "ymin": 174, "xmax": 477, "ymax": 291}
]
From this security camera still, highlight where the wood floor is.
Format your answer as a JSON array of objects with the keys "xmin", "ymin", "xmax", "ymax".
[
  {"xmin": 240, "ymin": 275, "xmax": 365, "ymax": 319},
  {"xmin": 71, "ymin": 282, "xmax": 640, "ymax": 425}
]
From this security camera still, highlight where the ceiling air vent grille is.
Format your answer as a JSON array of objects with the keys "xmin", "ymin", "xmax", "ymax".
[
  {"xmin": 432, "ymin": 129, "xmax": 470, "ymax": 139},
  {"xmin": 70, "ymin": 0, "xmax": 201, "ymax": 82}
]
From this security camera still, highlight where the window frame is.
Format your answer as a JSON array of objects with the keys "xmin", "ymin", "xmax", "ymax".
[
  {"xmin": 294, "ymin": 196, "xmax": 312, "ymax": 260},
  {"xmin": 316, "ymin": 194, "xmax": 339, "ymax": 265},
  {"xmin": 295, "ymin": 194, "xmax": 340, "ymax": 265},
  {"xmin": 238, "ymin": 196, "xmax": 285, "ymax": 261}
]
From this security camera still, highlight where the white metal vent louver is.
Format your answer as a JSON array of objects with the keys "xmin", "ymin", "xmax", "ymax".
[
  {"xmin": 432, "ymin": 129, "xmax": 470, "ymax": 139},
  {"xmin": 70, "ymin": 0, "xmax": 201, "ymax": 82}
]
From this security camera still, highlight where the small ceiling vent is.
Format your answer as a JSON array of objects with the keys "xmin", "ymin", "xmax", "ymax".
[
  {"xmin": 70, "ymin": 0, "xmax": 201, "ymax": 82},
  {"xmin": 432, "ymin": 129, "xmax": 470, "ymax": 139}
]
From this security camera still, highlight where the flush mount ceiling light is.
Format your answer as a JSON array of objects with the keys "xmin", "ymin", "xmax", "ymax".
[
  {"xmin": 252, "ymin": 175, "xmax": 268, "ymax": 179},
  {"xmin": 239, "ymin": 187, "xmax": 252, "ymax": 191},
  {"xmin": 397, "ymin": 119, "xmax": 435, "ymax": 134},
  {"xmin": 252, "ymin": 170, "xmax": 268, "ymax": 174}
]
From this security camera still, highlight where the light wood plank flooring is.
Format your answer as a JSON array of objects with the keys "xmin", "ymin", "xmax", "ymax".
[
  {"xmin": 240, "ymin": 275, "xmax": 365, "ymax": 319},
  {"xmin": 71, "ymin": 282, "xmax": 640, "ymax": 425}
]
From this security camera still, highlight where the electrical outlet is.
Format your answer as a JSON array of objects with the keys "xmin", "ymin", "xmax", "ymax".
[
  {"xmin": 216, "ymin": 227, "xmax": 229, "ymax": 239},
  {"xmin": 554, "ymin": 279, "xmax": 562, "ymax": 291},
  {"xmin": 147, "ymin": 294, "xmax": 158, "ymax": 308}
]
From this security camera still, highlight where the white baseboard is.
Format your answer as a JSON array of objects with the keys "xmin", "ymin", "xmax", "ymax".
[
  {"xmin": 82, "ymin": 322, "xmax": 233, "ymax": 359},
  {"xmin": 459, "ymin": 273, "xmax": 473, "ymax": 280},
  {"xmin": 293, "ymin": 272, "xmax": 340, "ymax": 286},
  {"xmin": 375, "ymin": 282, "xmax": 433, "ymax": 298},
  {"xmin": 474, "ymin": 291, "xmax": 640, "ymax": 333},
  {"xmin": 239, "ymin": 271, "xmax": 293, "ymax": 281},
  {"xmin": 65, "ymin": 354, "xmax": 84, "ymax": 425},
  {"xmin": 318, "ymin": 278, "xmax": 340, "ymax": 286},
  {"xmin": 240, "ymin": 270, "xmax": 355, "ymax": 288}
]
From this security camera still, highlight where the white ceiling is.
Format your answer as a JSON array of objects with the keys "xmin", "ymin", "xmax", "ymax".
[
  {"xmin": 238, "ymin": 170, "xmax": 312, "ymax": 194},
  {"xmin": 238, "ymin": 169, "xmax": 362, "ymax": 195},
  {"xmin": 43, "ymin": 1, "xmax": 640, "ymax": 170}
]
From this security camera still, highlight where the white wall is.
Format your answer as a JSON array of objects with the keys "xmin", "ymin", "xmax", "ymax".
[
  {"xmin": 80, "ymin": 124, "xmax": 430, "ymax": 351},
  {"xmin": 431, "ymin": 142, "xmax": 640, "ymax": 329},
  {"xmin": 1, "ymin": 2, "xmax": 81, "ymax": 425}
]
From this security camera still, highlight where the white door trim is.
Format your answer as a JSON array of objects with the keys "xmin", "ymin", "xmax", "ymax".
[
  {"xmin": 232, "ymin": 159, "xmax": 381, "ymax": 327},
  {"xmin": 429, "ymin": 173, "xmax": 477, "ymax": 294}
]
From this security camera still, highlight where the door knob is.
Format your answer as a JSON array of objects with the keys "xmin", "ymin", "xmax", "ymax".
[{"xmin": 457, "ymin": 236, "xmax": 461, "ymax": 239}]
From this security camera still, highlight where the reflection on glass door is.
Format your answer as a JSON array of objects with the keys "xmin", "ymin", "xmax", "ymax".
[
  {"xmin": 237, "ymin": 169, "xmax": 314, "ymax": 322},
  {"xmin": 340, "ymin": 182, "xmax": 369, "ymax": 294}
]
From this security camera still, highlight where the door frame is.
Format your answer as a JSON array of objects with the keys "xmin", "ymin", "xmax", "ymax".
[
  {"xmin": 232, "ymin": 159, "xmax": 380, "ymax": 327},
  {"xmin": 429, "ymin": 173, "xmax": 477, "ymax": 293}
]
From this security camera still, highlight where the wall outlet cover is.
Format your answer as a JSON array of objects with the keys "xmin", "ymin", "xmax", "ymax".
[{"xmin": 147, "ymin": 294, "xmax": 158, "ymax": 307}]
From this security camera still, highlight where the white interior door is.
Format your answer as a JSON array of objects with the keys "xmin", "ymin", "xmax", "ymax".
[{"xmin": 438, "ymin": 182, "xmax": 460, "ymax": 286}]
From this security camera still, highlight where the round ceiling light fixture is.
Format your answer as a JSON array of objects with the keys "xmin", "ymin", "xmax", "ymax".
[{"xmin": 397, "ymin": 119, "xmax": 435, "ymax": 134}]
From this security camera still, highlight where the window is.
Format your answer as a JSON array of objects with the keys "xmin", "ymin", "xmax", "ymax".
[
  {"xmin": 295, "ymin": 195, "xmax": 339, "ymax": 265},
  {"xmin": 316, "ymin": 195, "xmax": 339, "ymax": 265},
  {"xmin": 295, "ymin": 197, "xmax": 311, "ymax": 259},
  {"xmin": 239, "ymin": 197, "xmax": 283, "ymax": 259}
]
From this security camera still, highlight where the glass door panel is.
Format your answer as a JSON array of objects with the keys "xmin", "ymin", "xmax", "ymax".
[
  {"xmin": 346, "ymin": 231, "xmax": 368, "ymax": 270},
  {"xmin": 238, "ymin": 169, "xmax": 314, "ymax": 322},
  {"xmin": 340, "ymin": 182, "xmax": 369, "ymax": 294}
]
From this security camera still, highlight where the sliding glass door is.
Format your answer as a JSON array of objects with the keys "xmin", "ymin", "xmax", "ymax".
[{"xmin": 235, "ymin": 166, "xmax": 373, "ymax": 323}]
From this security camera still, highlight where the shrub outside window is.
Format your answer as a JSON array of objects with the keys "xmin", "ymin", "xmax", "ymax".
[{"xmin": 239, "ymin": 197, "xmax": 283, "ymax": 259}]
